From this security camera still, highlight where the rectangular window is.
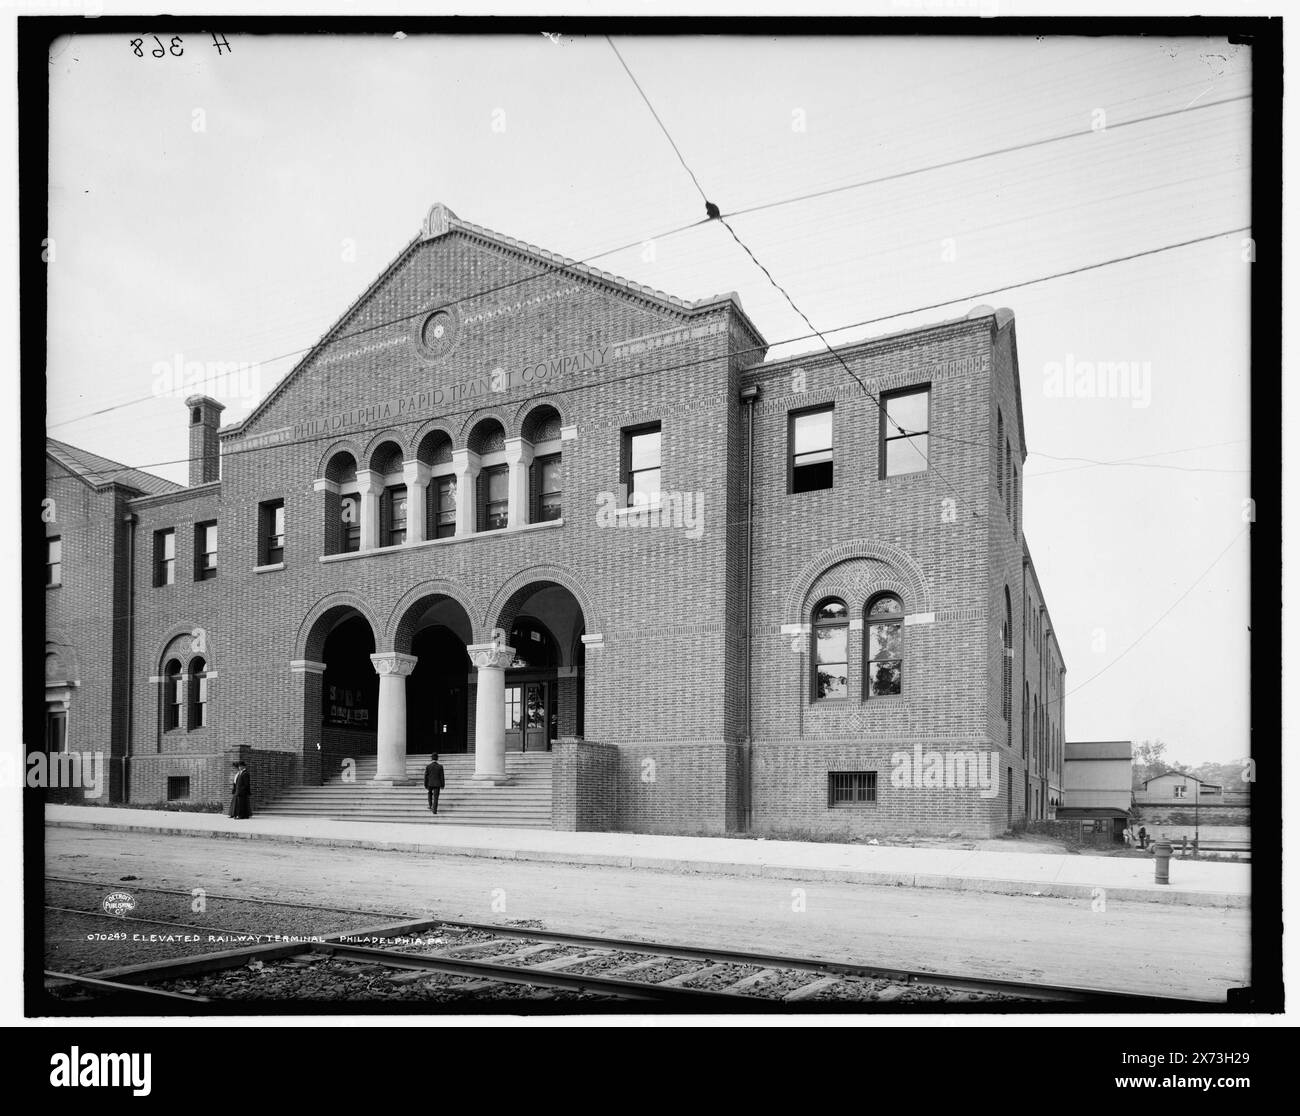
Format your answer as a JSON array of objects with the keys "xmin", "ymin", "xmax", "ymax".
[
  {"xmin": 882, "ymin": 386, "xmax": 930, "ymax": 477},
  {"xmin": 1173, "ymin": 784, "xmax": 1187, "ymax": 799},
  {"xmin": 154, "ymin": 529, "xmax": 175, "ymax": 586},
  {"xmin": 536, "ymin": 454, "xmax": 562, "ymax": 521},
  {"xmin": 195, "ymin": 521, "xmax": 218, "ymax": 580},
  {"xmin": 340, "ymin": 493, "xmax": 361, "ymax": 552},
  {"xmin": 504, "ymin": 686, "xmax": 522, "ymax": 732},
  {"xmin": 484, "ymin": 466, "xmax": 509, "ymax": 531},
  {"xmin": 260, "ymin": 500, "xmax": 285, "ymax": 565},
  {"xmin": 828, "ymin": 771, "xmax": 877, "ymax": 806},
  {"xmin": 192, "ymin": 672, "xmax": 208, "ymax": 728},
  {"xmin": 387, "ymin": 485, "xmax": 408, "ymax": 547},
  {"xmin": 624, "ymin": 424, "xmax": 662, "ymax": 507},
  {"xmin": 166, "ymin": 776, "xmax": 190, "ymax": 801},
  {"xmin": 46, "ymin": 536, "xmax": 62, "ymax": 587},
  {"xmin": 46, "ymin": 709, "xmax": 67, "ymax": 754},
  {"xmin": 435, "ymin": 477, "xmax": 457, "ymax": 538},
  {"xmin": 789, "ymin": 406, "xmax": 833, "ymax": 492}
]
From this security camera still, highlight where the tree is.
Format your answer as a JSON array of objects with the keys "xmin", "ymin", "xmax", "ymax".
[{"xmin": 1132, "ymin": 739, "xmax": 1170, "ymax": 789}]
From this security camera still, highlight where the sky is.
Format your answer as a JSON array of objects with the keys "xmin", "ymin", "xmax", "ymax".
[{"xmin": 44, "ymin": 31, "xmax": 1253, "ymax": 768}]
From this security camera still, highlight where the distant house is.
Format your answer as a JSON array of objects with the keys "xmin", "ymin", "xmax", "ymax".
[
  {"xmin": 1135, "ymin": 770, "xmax": 1224, "ymax": 806},
  {"xmin": 1059, "ymin": 740, "xmax": 1134, "ymax": 839}
]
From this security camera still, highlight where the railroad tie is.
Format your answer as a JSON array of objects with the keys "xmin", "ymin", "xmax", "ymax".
[
  {"xmin": 656, "ymin": 962, "xmax": 730, "ymax": 989},
  {"xmin": 781, "ymin": 976, "xmax": 844, "ymax": 1002},
  {"xmin": 718, "ymin": 968, "xmax": 782, "ymax": 995},
  {"xmin": 527, "ymin": 952, "xmax": 612, "ymax": 972}
]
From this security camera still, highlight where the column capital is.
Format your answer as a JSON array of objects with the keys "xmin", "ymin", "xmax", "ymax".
[
  {"xmin": 313, "ymin": 478, "xmax": 339, "ymax": 494},
  {"xmin": 370, "ymin": 651, "xmax": 418, "ymax": 677},
  {"xmin": 467, "ymin": 642, "xmax": 516, "ymax": 670},
  {"xmin": 355, "ymin": 469, "xmax": 386, "ymax": 495},
  {"xmin": 451, "ymin": 448, "xmax": 481, "ymax": 475},
  {"xmin": 504, "ymin": 437, "xmax": 535, "ymax": 467},
  {"xmin": 403, "ymin": 459, "xmax": 432, "ymax": 486}
]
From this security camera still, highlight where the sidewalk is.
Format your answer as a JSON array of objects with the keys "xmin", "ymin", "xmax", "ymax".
[{"xmin": 45, "ymin": 806, "xmax": 1250, "ymax": 908}]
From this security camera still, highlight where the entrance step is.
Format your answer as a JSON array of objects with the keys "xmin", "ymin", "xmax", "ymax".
[{"xmin": 259, "ymin": 752, "xmax": 554, "ymax": 828}]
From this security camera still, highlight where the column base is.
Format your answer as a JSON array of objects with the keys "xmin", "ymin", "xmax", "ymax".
[{"xmin": 471, "ymin": 773, "xmax": 513, "ymax": 786}]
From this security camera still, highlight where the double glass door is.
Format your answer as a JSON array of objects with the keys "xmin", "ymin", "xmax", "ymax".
[{"xmin": 504, "ymin": 681, "xmax": 551, "ymax": 752}]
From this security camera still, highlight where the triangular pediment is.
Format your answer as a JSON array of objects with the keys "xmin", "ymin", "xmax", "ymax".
[{"xmin": 229, "ymin": 209, "xmax": 764, "ymax": 442}]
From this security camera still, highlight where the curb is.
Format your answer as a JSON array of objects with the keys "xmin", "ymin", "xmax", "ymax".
[{"xmin": 48, "ymin": 818, "xmax": 1247, "ymax": 909}]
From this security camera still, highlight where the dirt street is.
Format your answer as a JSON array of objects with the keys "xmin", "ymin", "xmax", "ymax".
[{"xmin": 44, "ymin": 826, "xmax": 1249, "ymax": 1003}]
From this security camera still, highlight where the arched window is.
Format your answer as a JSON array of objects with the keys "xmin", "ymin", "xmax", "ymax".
[
  {"xmin": 812, "ymin": 598, "xmax": 849, "ymax": 700},
  {"xmin": 1002, "ymin": 588, "xmax": 1013, "ymax": 745},
  {"xmin": 340, "ymin": 492, "xmax": 362, "ymax": 552},
  {"xmin": 864, "ymin": 593, "xmax": 903, "ymax": 697},
  {"xmin": 163, "ymin": 660, "xmax": 182, "ymax": 732},
  {"xmin": 1023, "ymin": 681, "xmax": 1029, "ymax": 758},
  {"xmin": 323, "ymin": 451, "xmax": 359, "ymax": 555},
  {"xmin": 189, "ymin": 657, "xmax": 207, "ymax": 728}
]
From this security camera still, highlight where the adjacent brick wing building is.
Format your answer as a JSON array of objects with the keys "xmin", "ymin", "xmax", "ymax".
[{"xmin": 42, "ymin": 203, "xmax": 1066, "ymax": 837}]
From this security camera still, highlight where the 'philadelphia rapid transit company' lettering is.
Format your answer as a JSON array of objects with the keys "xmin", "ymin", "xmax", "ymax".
[{"xmin": 287, "ymin": 346, "xmax": 610, "ymax": 440}]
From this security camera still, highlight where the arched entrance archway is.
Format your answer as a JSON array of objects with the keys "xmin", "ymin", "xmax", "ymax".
[
  {"xmin": 397, "ymin": 595, "xmax": 475, "ymax": 757},
  {"xmin": 300, "ymin": 605, "xmax": 378, "ymax": 780},
  {"xmin": 487, "ymin": 581, "xmax": 586, "ymax": 772}
]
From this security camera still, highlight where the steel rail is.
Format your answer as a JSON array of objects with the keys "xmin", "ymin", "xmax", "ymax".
[{"xmin": 44, "ymin": 969, "xmax": 212, "ymax": 1004}]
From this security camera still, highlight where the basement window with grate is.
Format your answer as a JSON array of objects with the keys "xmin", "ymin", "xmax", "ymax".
[{"xmin": 828, "ymin": 771, "xmax": 877, "ymax": 806}]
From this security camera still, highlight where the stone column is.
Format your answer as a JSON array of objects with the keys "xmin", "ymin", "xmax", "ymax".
[
  {"xmin": 504, "ymin": 437, "xmax": 534, "ymax": 529},
  {"xmin": 370, "ymin": 652, "xmax": 418, "ymax": 783},
  {"xmin": 356, "ymin": 469, "xmax": 384, "ymax": 551},
  {"xmin": 451, "ymin": 449, "xmax": 480, "ymax": 537},
  {"xmin": 403, "ymin": 460, "xmax": 431, "ymax": 545},
  {"xmin": 468, "ymin": 641, "xmax": 515, "ymax": 783}
]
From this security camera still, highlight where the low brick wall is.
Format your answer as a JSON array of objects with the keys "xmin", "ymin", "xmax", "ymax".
[
  {"xmin": 1134, "ymin": 804, "xmax": 1251, "ymax": 827},
  {"xmin": 127, "ymin": 745, "xmax": 299, "ymax": 809},
  {"xmin": 551, "ymin": 738, "xmax": 618, "ymax": 831}
]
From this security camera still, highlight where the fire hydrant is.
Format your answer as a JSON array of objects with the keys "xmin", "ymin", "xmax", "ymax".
[{"xmin": 1152, "ymin": 838, "xmax": 1174, "ymax": 885}]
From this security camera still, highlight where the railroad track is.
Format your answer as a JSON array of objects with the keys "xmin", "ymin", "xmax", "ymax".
[{"xmin": 42, "ymin": 876, "xmax": 1214, "ymax": 1010}]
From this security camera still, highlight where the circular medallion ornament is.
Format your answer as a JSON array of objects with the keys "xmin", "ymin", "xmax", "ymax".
[{"xmin": 417, "ymin": 308, "xmax": 459, "ymax": 361}]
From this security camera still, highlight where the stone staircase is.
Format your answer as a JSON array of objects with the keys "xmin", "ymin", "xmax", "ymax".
[{"xmin": 259, "ymin": 753, "xmax": 553, "ymax": 829}]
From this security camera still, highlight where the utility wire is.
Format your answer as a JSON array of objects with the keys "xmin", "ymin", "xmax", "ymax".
[
  {"xmin": 52, "ymin": 225, "xmax": 1253, "ymax": 483},
  {"xmin": 1048, "ymin": 523, "xmax": 1250, "ymax": 707},
  {"xmin": 724, "ymin": 94, "xmax": 1251, "ymax": 223},
  {"xmin": 607, "ymin": 35, "xmax": 985, "ymax": 519},
  {"xmin": 47, "ymin": 92, "xmax": 1249, "ymax": 433}
]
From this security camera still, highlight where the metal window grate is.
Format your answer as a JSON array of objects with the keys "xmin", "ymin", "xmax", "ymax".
[{"xmin": 828, "ymin": 770, "xmax": 877, "ymax": 806}]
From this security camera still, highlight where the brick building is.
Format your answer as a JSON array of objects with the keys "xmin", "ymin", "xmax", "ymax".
[{"xmin": 43, "ymin": 202, "xmax": 1065, "ymax": 837}]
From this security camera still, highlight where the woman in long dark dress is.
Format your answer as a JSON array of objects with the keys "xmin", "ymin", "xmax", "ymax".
[{"xmin": 228, "ymin": 761, "xmax": 253, "ymax": 819}]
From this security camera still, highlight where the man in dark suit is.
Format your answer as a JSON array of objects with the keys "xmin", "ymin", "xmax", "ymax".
[
  {"xmin": 423, "ymin": 753, "xmax": 445, "ymax": 815},
  {"xmin": 228, "ymin": 761, "xmax": 252, "ymax": 819}
]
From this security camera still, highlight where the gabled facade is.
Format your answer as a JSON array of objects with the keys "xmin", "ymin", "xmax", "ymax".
[{"xmin": 43, "ymin": 203, "xmax": 1068, "ymax": 837}]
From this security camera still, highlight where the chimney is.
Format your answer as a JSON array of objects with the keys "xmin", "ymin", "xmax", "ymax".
[{"xmin": 186, "ymin": 395, "xmax": 225, "ymax": 486}]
